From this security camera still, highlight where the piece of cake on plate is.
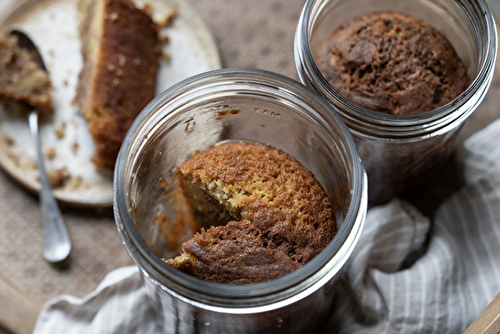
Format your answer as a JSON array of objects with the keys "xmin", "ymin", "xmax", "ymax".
[
  {"xmin": 0, "ymin": 31, "xmax": 52, "ymax": 117},
  {"xmin": 75, "ymin": 0, "xmax": 160, "ymax": 169}
]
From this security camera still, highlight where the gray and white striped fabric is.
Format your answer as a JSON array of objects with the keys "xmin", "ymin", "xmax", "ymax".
[{"xmin": 33, "ymin": 119, "xmax": 500, "ymax": 334}]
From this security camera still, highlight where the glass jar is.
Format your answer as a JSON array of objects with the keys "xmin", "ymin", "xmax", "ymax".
[
  {"xmin": 114, "ymin": 69, "xmax": 367, "ymax": 333},
  {"xmin": 294, "ymin": 0, "xmax": 497, "ymax": 203}
]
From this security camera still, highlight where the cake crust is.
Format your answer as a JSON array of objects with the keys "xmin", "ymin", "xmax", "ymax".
[
  {"xmin": 168, "ymin": 142, "xmax": 336, "ymax": 284},
  {"xmin": 75, "ymin": 0, "xmax": 160, "ymax": 168}
]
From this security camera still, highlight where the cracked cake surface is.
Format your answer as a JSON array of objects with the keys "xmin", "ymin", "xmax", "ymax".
[
  {"xmin": 167, "ymin": 142, "xmax": 337, "ymax": 285},
  {"xmin": 316, "ymin": 12, "xmax": 468, "ymax": 115}
]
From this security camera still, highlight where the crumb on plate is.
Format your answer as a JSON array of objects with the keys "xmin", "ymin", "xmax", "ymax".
[
  {"xmin": 54, "ymin": 122, "xmax": 66, "ymax": 139},
  {"xmin": 156, "ymin": 7, "xmax": 177, "ymax": 28},
  {"xmin": 4, "ymin": 136, "xmax": 14, "ymax": 146},
  {"xmin": 71, "ymin": 141, "xmax": 79, "ymax": 154},
  {"xmin": 46, "ymin": 167, "xmax": 71, "ymax": 188},
  {"xmin": 45, "ymin": 147, "xmax": 56, "ymax": 160}
]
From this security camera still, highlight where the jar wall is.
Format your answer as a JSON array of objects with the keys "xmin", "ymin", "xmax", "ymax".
[
  {"xmin": 355, "ymin": 125, "xmax": 463, "ymax": 202},
  {"xmin": 114, "ymin": 69, "xmax": 368, "ymax": 332},
  {"xmin": 141, "ymin": 273, "xmax": 339, "ymax": 334},
  {"xmin": 294, "ymin": 0, "xmax": 497, "ymax": 203}
]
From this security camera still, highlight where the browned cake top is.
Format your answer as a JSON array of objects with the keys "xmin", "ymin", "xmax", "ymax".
[
  {"xmin": 170, "ymin": 142, "xmax": 336, "ymax": 284},
  {"xmin": 316, "ymin": 12, "xmax": 468, "ymax": 115},
  {"xmin": 0, "ymin": 32, "xmax": 52, "ymax": 112}
]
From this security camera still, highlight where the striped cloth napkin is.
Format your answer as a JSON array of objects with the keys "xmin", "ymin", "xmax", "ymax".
[{"xmin": 33, "ymin": 119, "xmax": 500, "ymax": 334}]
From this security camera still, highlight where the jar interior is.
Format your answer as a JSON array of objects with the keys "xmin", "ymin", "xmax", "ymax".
[
  {"xmin": 124, "ymin": 87, "xmax": 355, "ymax": 262},
  {"xmin": 309, "ymin": 0, "xmax": 481, "ymax": 89}
]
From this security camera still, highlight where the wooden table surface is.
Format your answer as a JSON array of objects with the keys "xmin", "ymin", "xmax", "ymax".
[{"xmin": 0, "ymin": 1, "xmax": 499, "ymax": 334}]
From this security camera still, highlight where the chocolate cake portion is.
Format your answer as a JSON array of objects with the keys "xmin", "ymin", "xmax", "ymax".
[
  {"xmin": 0, "ymin": 31, "xmax": 52, "ymax": 116},
  {"xmin": 316, "ymin": 12, "xmax": 468, "ymax": 115},
  {"xmin": 75, "ymin": 0, "xmax": 160, "ymax": 168},
  {"xmin": 168, "ymin": 142, "xmax": 336, "ymax": 284}
]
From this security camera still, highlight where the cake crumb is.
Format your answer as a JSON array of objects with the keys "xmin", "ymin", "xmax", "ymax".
[
  {"xmin": 71, "ymin": 142, "xmax": 79, "ymax": 154},
  {"xmin": 141, "ymin": 3, "xmax": 154, "ymax": 17},
  {"xmin": 54, "ymin": 122, "xmax": 66, "ymax": 139},
  {"xmin": 4, "ymin": 136, "xmax": 14, "ymax": 146},
  {"xmin": 156, "ymin": 7, "xmax": 177, "ymax": 28},
  {"xmin": 45, "ymin": 147, "xmax": 56, "ymax": 160},
  {"xmin": 160, "ymin": 35, "xmax": 170, "ymax": 45},
  {"xmin": 69, "ymin": 176, "xmax": 83, "ymax": 190},
  {"xmin": 7, "ymin": 151, "xmax": 20, "ymax": 167},
  {"xmin": 25, "ymin": 160, "xmax": 37, "ymax": 170},
  {"xmin": 161, "ymin": 52, "xmax": 171, "ymax": 62},
  {"xmin": 46, "ymin": 167, "xmax": 71, "ymax": 188}
]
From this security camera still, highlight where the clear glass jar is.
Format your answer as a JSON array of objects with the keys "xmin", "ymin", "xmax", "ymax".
[
  {"xmin": 294, "ymin": 0, "xmax": 497, "ymax": 203},
  {"xmin": 114, "ymin": 69, "xmax": 367, "ymax": 333}
]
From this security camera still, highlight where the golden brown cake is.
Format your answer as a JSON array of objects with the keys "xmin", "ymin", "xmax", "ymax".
[
  {"xmin": 316, "ymin": 12, "xmax": 468, "ymax": 115},
  {"xmin": 75, "ymin": 0, "xmax": 160, "ymax": 169},
  {"xmin": 0, "ymin": 31, "xmax": 52, "ymax": 116},
  {"xmin": 167, "ymin": 142, "xmax": 337, "ymax": 285}
]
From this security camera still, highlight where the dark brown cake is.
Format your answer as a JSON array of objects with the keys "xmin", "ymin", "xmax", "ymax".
[
  {"xmin": 316, "ymin": 12, "xmax": 468, "ymax": 115},
  {"xmin": 167, "ymin": 142, "xmax": 336, "ymax": 285},
  {"xmin": 75, "ymin": 0, "xmax": 160, "ymax": 169},
  {"xmin": 0, "ymin": 31, "xmax": 52, "ymax": 116}
]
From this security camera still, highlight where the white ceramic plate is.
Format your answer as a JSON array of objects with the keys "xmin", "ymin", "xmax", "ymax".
[{"xmin": 0, "ymin": 0, "xmax": 221, "ymax": 207}]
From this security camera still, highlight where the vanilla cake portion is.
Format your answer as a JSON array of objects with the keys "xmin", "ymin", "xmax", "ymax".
[
  {"xmin": 0, "ymin": 31, "xmax": 52, "ymax": 116},
  {"xmin": 168, "ymin": 142, "xmax": 337, "ymax": 284},
  {"xmin": 75, "ymin": 0, "xmax": 160, "ymax": 168}
]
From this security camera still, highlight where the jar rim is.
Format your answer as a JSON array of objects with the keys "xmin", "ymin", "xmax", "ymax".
[
  {"xmin": 295, "ymin": 0, "xmax": 498, "ymax": 138},
  {"xmin": 114, "ymin": 68, "xmax": 367, "ymax": 303}
]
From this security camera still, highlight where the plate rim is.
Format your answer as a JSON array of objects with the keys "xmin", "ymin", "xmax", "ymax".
[{"xmin": 0, "ymin": 0, "xmax": 221, "ymax": 208}]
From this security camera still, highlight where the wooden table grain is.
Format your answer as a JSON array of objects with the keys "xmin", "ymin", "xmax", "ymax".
[{"xmin": 0, "ymin": 1, "xmax": 499, "ymax": 333}]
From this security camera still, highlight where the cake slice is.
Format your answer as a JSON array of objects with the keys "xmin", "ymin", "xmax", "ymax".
[
  {"xmin": 0, "ymin": 31, "xmax": 52, "ymax": 116},
  {"xmin": 167, "ymin": 142, "xmax": 337, "ymax": 284},
  {"xmin": 75, "ymin": 0, "xmax": 160, "ymax": 169}
]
